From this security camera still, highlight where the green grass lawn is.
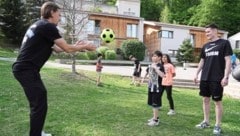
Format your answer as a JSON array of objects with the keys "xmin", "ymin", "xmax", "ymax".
[
  {"xmin": 0, "ymin": 60, "xmax": 240, "ymax": 136},
  {"xmin": 0, "ymin": 46, "xmax": 17, "ymax": 58}
]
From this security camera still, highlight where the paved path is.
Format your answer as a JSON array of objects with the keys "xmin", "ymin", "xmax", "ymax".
[
  {"xmin": 45, "ymin": 61, "xmax": 240, "ymax": 99},
  {"xmin": 0, "ymin": 57, "xmax": 239, "ymax": 99}
]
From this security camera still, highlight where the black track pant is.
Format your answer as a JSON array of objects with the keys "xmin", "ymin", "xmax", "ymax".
[{"xmin": 13, "ymin": 69, "xmax": 47, "ymax": 136}]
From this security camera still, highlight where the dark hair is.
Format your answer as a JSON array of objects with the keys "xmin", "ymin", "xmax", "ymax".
[
  {"xmin": 97, "ymin": 53, "xmax": 102, "ymax": 57},
  {"xmin": 153, "ymin": 50, "xmax": 162, "ymax": 57},
  {"xmin": 205, "ymin": 23, "xmax": 218, "ymax": 29},
  {"xmin": 41, "ymin": 2, "xmax": 60, "ymax": 19},
  {"xmin": 163, "ymin": 54, "xmax": 175, "ymax": 67}
]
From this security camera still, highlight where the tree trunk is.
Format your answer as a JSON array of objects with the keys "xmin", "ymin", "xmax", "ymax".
[
  {"xmin": 71, "ymin": 53, "xmax": 77, "ymax": 74},
  {"xmin": 183, "ymin": 61, "xmax": 187, "ymax": 70}
]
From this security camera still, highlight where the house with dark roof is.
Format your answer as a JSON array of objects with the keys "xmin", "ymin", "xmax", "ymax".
[{"xmin": 57, "ymin": 0, "xmax": 228, "ymax": 61}]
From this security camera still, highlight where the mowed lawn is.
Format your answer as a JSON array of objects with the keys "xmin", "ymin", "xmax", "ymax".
[{"xmin": 0, "ymin": 60, "xmax": 240, "ymax": 136}]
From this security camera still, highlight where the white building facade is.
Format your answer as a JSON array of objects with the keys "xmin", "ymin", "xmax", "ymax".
[{"xmin": 228, "ymin": 32, "xmax": 240, "ymax": 50}]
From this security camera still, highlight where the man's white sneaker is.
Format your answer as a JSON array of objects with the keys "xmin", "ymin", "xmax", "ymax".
[
  {"xmin": 167, "ymin": 109, "xmax": 176, "ymax": 115},
  {"xmin": 42, "ymin": 131, "xmax": 52, "ymax": 136},
  {"xmin": 147, "ymin": 119, "xmax": 159, "ymax": 126},
  {"xmin": 195, "ymin": 121, "xmax": 210, "ymax": 129}
]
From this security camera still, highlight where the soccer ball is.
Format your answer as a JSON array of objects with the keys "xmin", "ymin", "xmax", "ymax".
[{"xmin": 100, "ymin": 28, "xmax": 115, "ymax": 43}]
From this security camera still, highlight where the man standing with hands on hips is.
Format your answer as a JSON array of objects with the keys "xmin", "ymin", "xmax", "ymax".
[
  {"xmin": 194, "ymin": 24, "xmax": 232, "ymax": 135},
  {"xmin": 12, "ymin": 2, "xmax": 96, "ymax": 136}
]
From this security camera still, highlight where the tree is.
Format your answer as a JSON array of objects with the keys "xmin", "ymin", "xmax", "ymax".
[
  {"xmin": 103, "ymin": 0, "xmax": 116, "ymax": 5},
  {"xmin": 176, "ymin": 39, "xmax": 194, "ymax": 63},
  {"xmin": 57, "ymin": 0, "xmax": 91, "ymax": 74},
  {"xmin": 160, "ymin": 5, "xmax": 170, "ymax": 23},
  {"xmin": 167, "ymin": 0, "xmax": 200, "ymax": 24},
  {"xmin": 210, "ymin": 0, "xmax": 240, "ymax": 36},
  {"xmin": 120, "ymin": 39, "xmax": 146, "ymax": 61},
  {"xmin": 188, "ymin": 0, "xmax": 221, "ymax": 26},
  {"xmin": 140, "ymin": 0, "xmax": 163, "ymax": 21},
  {"xmin": 149, "ymin": 0, "xmax": 240, "ymax": 36},
  {"xmin": 0, "ymin": 0, "xmax": 27, "ymax": 45},
  {"xmin": 188, "ymin": 0, "xmax": 240, "ymax": 36},
  {"xmin": 25, "ymin": 0, "xmax": 43, "ymax": 25}
]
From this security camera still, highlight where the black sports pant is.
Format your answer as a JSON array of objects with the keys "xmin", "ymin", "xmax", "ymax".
[
  {"xmin": 159, "ymin": 86, "xmax": 174, "ymax": 110},
  {"xmin": 13, "ymin": 69, "xmax": 47, "ymax": 136}
]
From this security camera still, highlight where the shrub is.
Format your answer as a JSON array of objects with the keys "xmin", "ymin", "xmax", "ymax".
[
  {"xmin": 105, "ymin": 50, "xmax": 116, "ymax": 60},
  {"xmin": 85, "ymin": 51, "xmax": 97, "ymax": 60},
  {"xmin": 52, "ymin": 52, "xmax": 71, "ymax": 59},
  {"xmin": 75, "ymin": 52, "xmax": 89, "ymax": 60},
  {"xmin": 120, "ymin": 39, "xmax": 146, "ymax": 61},
  {"xmin": 97, "ymin": 46, "xmax": 109, "ymax": 58},
  {"xmin": 115, "ymin": 48, "xmax": 122, "ymax": 55}
]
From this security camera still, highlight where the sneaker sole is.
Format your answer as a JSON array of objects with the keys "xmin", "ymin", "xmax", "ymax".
[
  {"xmin": 196, "ymin": 126, "xmax": 210, "ymax": 129},
  {"xmin": 213, "ymin": 130, "xmax": 222, "ymax": 135},
  {"xmin": 147, "ymin": 123, "xmax": 159, "ymax": 126}
]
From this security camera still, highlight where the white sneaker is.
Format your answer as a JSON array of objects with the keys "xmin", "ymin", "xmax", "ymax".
[
  {"xmin": 148, "ymin": 117, "xmax": 154, "ymax": 122},
  {"xmin": 195, "ymin": 121, "xmax": 210, "ymax": 129},
  {"xmin": 167, "ymin": 109, "xmax": 176, "ymax": 115},
  {"xmin": 42, "ymin": 131, "xmax": 52, "ymax": 136},
  {"xmin": 147, "ymin": 119, "xmax": 159, "ymax": 126},
  {"xmin": 213, "ymin": 125, "xmax": 222, "ymax": 135},
  {"xmin": 148, "ymin": 117, "xmax": 160, "ymax": 122}
]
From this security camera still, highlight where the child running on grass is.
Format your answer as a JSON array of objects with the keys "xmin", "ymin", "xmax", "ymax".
[
  {"xmin": 129, "ymin": 55, "xmax": 142, "ymax": 86},
  {"xmin": 96, "ymin": 53, "xmax": 103, "ymax": 86},
  {"xmin": 161, "ymin": 54, "xmax": 176, "ymax": 115},
  {"xmin": 141, "ymin": 50, "xmax": 165, "ymax": 126}
]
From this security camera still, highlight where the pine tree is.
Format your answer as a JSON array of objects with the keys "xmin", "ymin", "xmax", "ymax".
[
  {"xmin": 0, "ymin": 0, "xmax": 27, "ymax": 45},
  {"xmin": 176, "ymin": 39, "xmax": 194, "ymax": 63},
  {"xmin": 24, "ymin": 0, "xmax": 47, "ymax": 25}
]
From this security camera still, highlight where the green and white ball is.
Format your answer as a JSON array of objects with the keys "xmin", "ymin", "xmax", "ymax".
[{"xmin": 100, "ymin": 28, "xmax": 115, "ymax": 43}]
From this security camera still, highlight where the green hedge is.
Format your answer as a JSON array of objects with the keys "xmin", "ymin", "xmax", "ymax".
[
  {"xmin": 85, "ymin": 51, "xmax": 97, "ymax": 60},
  {"xmin": 105, "ymin": 50, "xmax": 116, "ymax": 60},
  {"xmin": 120, "ymin": 39, "xmax": 146, "ymax": 61},
  {"xmin": 97, "ymin": 46, "xmax": 109, "ymax": 59}
]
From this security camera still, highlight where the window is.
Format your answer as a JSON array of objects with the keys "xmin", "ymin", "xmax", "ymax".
[
  {"xmin": 86, "ymin": 20, "xmax": 94, "ymax": 34},
  {"xmin": 93, "ymin": 39, "xmax": 101, "ymax": 47},
  {"xmin": 127, "ymin": 24, "xmax": 138, "ymax": 38},
  {"xmin": 236, "ymin": 40, "xmax": 240, "ymax": 49},
  {"xmin": 94, "ymin": 20, "xmax": 101, "ymax": 34},
  {"xmin": 168, "ymin": 49, "xmax": 178, "ymax": 57},
  {"xmin": 159, "ymin": 30, "xmax": 173, "ymax": 38},
  {"xmin": 87, "ymin": 20, "xmax": 101, "ymax": 34},
  {"xmin": 190, "ymin": 34, "xmax": 195, "ymax": 47}
]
